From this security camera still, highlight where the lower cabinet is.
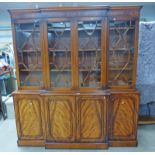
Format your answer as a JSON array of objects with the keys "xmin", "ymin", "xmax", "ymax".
[
  {"xmin": 109, "ymin": 93, "xmax": 139, "ymax": 142},
  {"xmin": 13, "ymin": 92, "xmax": 140, "ymax": 148},
  {"xmin": 13, "ymin": 94, "xmax": 45, "ymax": 145}
]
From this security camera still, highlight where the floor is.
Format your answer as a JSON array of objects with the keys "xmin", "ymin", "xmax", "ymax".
[{"xmin": 0, "ymin": 119, "xmax": 155, "ymax": 152}]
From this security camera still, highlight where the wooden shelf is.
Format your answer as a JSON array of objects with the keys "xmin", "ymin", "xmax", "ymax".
[
  {"xmin": 49, "ymin": 63, "xmax": 70, "ymax": 65},
  {"xmin": 109, "ymin": 62, "xmax": 133, "ymax": 66},
  {"xmin": 79, "ymin": 49, "xmax": 101, "ymax": 52},
  {"xmin": 79, "ymin": 69, "xmax": 101, "ymax": 72},
  {"xmin": 110, "ymin": 27, "xmax": 135, "ymax": 30},
  {"xmin": 49, "ymin": 49, "xmax": 70, "ymax": 52},
  {"xmin": 109, "ymin": 67, "xmax": 132, "ymax": 71},
  {"xmin": 48, "ymin": 27, "xmax": 101, "ymax": 32},
  {"xmin": 78, "ymin": 27, "xmax": 101, "ymax": 31},
  {"xmin": 48, "ymin": 28, "xmax": 71, "ymax": 31},
  {"xmin": 50, "ymin": 70, "xmax": 71, "ymax": 72},
  {"xmin": 16, "ymin": 29, "xmax": 40, "ymax": 32},
  {"xmin": 48, "ymin": 49, "xmax": 101, "ymax": 52},
  {"xmin": 50, "ymin": 69, "xmax": 101, "ymax": 72},
  {"xmin": 20, "ymin": 49, "xmax": 41, "ymax": 52},
  {"xmin": 109, "ymin": 48, "xmax": 134, "ymax": 51},
  {"xmin": 109, "ymin": 80, "xmax": 132, "ymax": 83}
]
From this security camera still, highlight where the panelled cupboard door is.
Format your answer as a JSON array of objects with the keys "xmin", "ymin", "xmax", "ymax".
[
  {"xmin": 109, "ymin": 94, "xmax": 139, "ymax": 140},
  {"xmin": 13, "ymin": 95, "xmax": 45, "ymax": 139},
  {"xmin": 76, "ymin": 96, "xmax": 107, "ymax": 142},
  {"xmin": 45, "ymin": 96, "xmax": 75, "ymax": 142}
]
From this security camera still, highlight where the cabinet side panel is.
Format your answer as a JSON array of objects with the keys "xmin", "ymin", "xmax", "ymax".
[{"xmin": 13, "ymin": 95, "xmax": 22, "ymax": 138}]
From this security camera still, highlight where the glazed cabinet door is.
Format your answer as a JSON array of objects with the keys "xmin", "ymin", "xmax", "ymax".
[
  {"xmin": 108, "ymin": 17, "xmax": 137, "ymax": 88},
  {"xmin": 13, "ymin": 94, "xmax": 45, "ymax": 139},
  {"xmin": 45, "ymin": 96, "xmax": 75, "ymax": 142},
  {"xmin": 13, "ymin": 20, "xmax": 44, "ymax": 89},
  {"xmin": 77, "ymin": 19, "xmax": 103, "ymax": 89},
  {"xmin": 46, "ymin": 20, "xmax": 73, "ymax": 89},
  {"xmin": 76, "ymin": 96, "xmax": 107, "ymax": 142},
  {"xmin": 109, "ymin": 93, "xmax": 139, "ymax": 140}
]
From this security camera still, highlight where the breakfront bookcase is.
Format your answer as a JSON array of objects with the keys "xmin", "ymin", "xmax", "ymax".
[{"xmin": 9, "ymin": 5, "xmax": 142, "ymax": 149}]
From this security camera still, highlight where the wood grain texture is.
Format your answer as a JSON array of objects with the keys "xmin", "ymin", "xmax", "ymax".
[
  {"xmin": 18, "ymin": 139, "xmax": 45, "ymax": 146},
  {"xmin": 8, "ymin": 6, "xmax": 142, "ymax": 21},
  {"xmin": 77, "ymin": 96, "xmax": 106, "ymax": 142},
  {"xmin": 13, "ymin": 95, "xmax": 45, "ymax": 139},
  {"xmin": 101, "ymin": 17, "xmax": 108, "ymax": 88},
  {"xmin": 110, "ymin": 94, "xmax": 139, "ymax": 140},
  {"xmin": 45, "ymin": 142, "xmax": 108, "ymax": 149},
  {"xmin": 46, "ymin": 96, "xmax": 75, "ymax": 142},
  {"xmin": 19, "ymin": 98, "xmax": 42, "ymax": 137},
  {"xmin": 109, "ymin": 140, "xmax": 137, "ymax": 147}
]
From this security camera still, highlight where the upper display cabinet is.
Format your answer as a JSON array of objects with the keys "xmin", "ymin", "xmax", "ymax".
[{"xmin": 9, "ymin": 6, "xmax": 142, "ymax": 90}]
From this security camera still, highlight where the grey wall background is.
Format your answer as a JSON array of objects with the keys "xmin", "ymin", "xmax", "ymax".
[
  {"xmin": 137, "ymin": 22, "xmax": 155, "ymax": 115},
  {"xmin": 0, "ymin": 2, "xmax": 155, "ymax": 44},
  {"xmin": 0, "ymin": 2, "xmax": 155, "ymax": 27},
  {"xmin": 1, "ymin": 2, "xmax": 155, "ymax": 43}
]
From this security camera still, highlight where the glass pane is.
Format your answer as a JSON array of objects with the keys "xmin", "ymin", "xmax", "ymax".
[
  {"xmin": 108, "ymin": 20, "xmax": 135, "ymax": 86},
  {"xmin": 15, "ymin": 22, "xmax": 42, "ymax": 86},
  {"xmin": 48, "ymin": 22, "xmax": 71, "ymax": 88},
  {"xmin": 78, "ymin": 20, "xmax": 102, "ymax": 88}
]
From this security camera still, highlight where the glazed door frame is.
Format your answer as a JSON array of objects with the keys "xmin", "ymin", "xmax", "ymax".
[
  {"xmin": 107, "ymin": 16, "xmax": 139, "ymax": 90},
  {"xmin": 12, "ymin": 19, "xmax": 46, "ymax": 90},
  {"xmin": 74, "ymin": 16, "xmax": 108, "ymax": 91},
  {"xmin": 42, "ymin": 18, "xmax": 76, "ymax": 91}
]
